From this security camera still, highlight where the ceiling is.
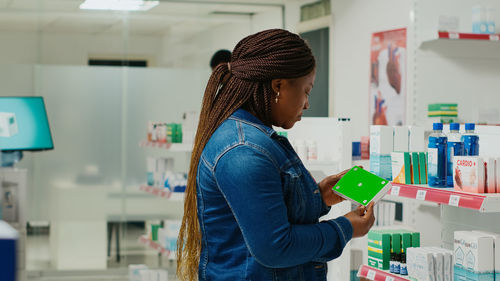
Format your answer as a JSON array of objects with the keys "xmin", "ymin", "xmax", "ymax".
[{"xmin": 0, "ymin": 0, "xmax": 285, "ymax": 36}]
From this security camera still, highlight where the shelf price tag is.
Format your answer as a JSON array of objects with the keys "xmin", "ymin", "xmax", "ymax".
[
  {"xmin": 449, "ymin": 195, "xmax": 460, "ymax": 207},
  {"xmin": 367, "ymin": 269, "xmax": 376, "ymax": 280},
  {"xmin": 449, "ymin": 32, "xmax": 460, "ymax": 39},
  {"xmin": 391, "ymin": 186, "xmax": 401, "ymax": 196},
  {"xmin": 385, "ymin": 276, "xmax": 395, "ymax": 281},
  {"xmin": 416, "ymin": 190, "xmax": 427, "ymax": 200},
  {"xmin": 490, "ymin": 35, "xmax": 499, "ymax": 41}
]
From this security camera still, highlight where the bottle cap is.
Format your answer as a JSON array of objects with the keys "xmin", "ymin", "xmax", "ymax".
[
  {"xmin": 449, "ymin": 123, "xmax": 460, "ymax": 131},
  {"xmin": 433, "ymin": 123, "xmax": 443, "ymax": 130},
  {"xmin": 465, "ymin": 123, "xmax": 475, "ymax": 131}
]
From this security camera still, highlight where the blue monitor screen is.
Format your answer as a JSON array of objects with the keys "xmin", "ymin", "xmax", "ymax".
[{"xmin": 0, "ymin": 97, "xmax": 54, "ymax": 151}]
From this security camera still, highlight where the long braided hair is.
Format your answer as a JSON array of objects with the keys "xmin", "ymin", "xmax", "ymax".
[{"xmin": 176, "ymin": 29, "xmax": 315, "ymax": 281}]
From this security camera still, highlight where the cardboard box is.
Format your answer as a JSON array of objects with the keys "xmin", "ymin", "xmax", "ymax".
[
  {"xmin": 453, "ymin": 156, "xmax": 485, "ymax": 193},
  {"xmin": 430, "ymin": 247, "xmax": 454, "ymax": 281}
]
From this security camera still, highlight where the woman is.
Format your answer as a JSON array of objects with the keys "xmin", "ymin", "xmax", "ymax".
[{"xmin": 177, "ymin": 29, "xmax": 375, "ymax": 281}]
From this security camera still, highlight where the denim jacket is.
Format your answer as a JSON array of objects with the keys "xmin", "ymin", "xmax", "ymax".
[{"xmin": 197, "ymin": 109, "xmax": 353, "ymax": 281}]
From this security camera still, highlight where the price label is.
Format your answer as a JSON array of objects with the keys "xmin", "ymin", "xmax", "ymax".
[
  {"xmin": 490, "ymin": 35, "xmax": 499, "ymax": 41},
  {"xmin": 385, "ymin": 276, "xmax": 395, "ymax": 281},
  {"xmin": 367, "ymin": 269, "xmax": 376, "ymax": 280},
  {"xmin": 449, "ymin": 32, "xmax": 460, "ymax": 39},
  {"xmin": 449, "ymin": 195, "xmax": 460, "ymax": 206},
  {"xmin": 391, "ymin": 186, "xmax": 401, "ymax": 196},
  {"xmin": 416, "ymin": 190, "xmax": 427, "ymax": 200}
]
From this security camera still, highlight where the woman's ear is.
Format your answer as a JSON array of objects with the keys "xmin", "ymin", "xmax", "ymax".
[{"xmin": 271, "ymin": 79, "xmax": 281, "ymax": 94}]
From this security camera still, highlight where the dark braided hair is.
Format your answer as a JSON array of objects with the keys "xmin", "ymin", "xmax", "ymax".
[{"xmin": 177, "ymin": 29, "xmax": 315, "ymax": 281}]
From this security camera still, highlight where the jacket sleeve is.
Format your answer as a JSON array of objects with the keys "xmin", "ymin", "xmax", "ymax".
[{"xmin": 213, "ymin": 144, "xmax": 353, "ymax": 268}]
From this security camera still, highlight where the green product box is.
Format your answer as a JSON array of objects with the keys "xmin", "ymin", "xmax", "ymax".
[
  {"xmin": 428, "ymin": 103, "xmax": 458, "ymax": 117},
  {"xmin": 333, "ymin": 166, "xmax": 392, "ymax": 206},
  {"xmin": 391, "ymin": 152, "xmax": 412, "ymax": 184},
  {"xmin": 418, "ymin": 152, "xmax": 428, "ymax": 184},
  {"xmin": 401, "ymin": 233, "xmax": 411, "ymax": 252},
  {"xmin": 410, "ymin": 152, "xmax": 420, "ymax": 184},
  {"xmin": 175, "ymin": 123, "xmax": 183, "ymax": 143},
  {"xmin": 391, "ymin": 233, "xmax": 401, "ymax": 254},
  {"xmin": 367, "ymin": 230, "xmax": 391, "ymax": 270},
  {"xmin": 166, "ymin": 123, "xmax": 174, "ymax": 143},
  {"xmin": 411, "ymin": 232, "xmax": 420, "ymax": 247},
  {"xmin": 151, "ymin": 224, "xmax": 161, "ymax": 241}
]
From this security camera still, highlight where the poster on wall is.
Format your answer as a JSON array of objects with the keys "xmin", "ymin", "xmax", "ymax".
[{"xmin": 369, "ymin": 28, "xmax": 406, "ymax": 126}]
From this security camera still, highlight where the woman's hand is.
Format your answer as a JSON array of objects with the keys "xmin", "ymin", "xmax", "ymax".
[
  {"xmin": 344, "ymin": 202, "xmax": 375, "ymax": 238},
  {"xmin": 318, "ymin": 169, "xmax": 349, "ymax": 206}
]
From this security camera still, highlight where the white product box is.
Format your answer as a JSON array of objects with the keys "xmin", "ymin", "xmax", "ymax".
[
  {"xmin": 393, "ymin": 126, "xmax": 409, "ymax": 152},
  {"xmin": 374, "ymin": 203, "xmax": 379, "ymax": 226},
  {"xmin": 407, "ymin": 247, "xmax": 436, "ymax": 281},
  {"xmin": 408, "ymin": 126, "xmax": 425, "ymax": 152},
  {"xmin": 454, "ymin": 231, "xmax": 494, "ymax": 280},
  {"xmin": 0, "ymin": 112, "xmax": 18, "ymax": 137},
  {"xmin": 429, "ymin": 247, "xmax": 453, "ymax": 281},
  {"xmin": 370, "ymin": 126, "xmax": 394, "ymax": 155},
  {"xmin": 472, "ymin": 231, "xmax": 500, "ymax": 281},
  {"xmin": 496, "ymin": 157, "xmax": 500, "ymax": 193},
  {"xmin": 487, "ymin": 158, "xmax": 496, "ymax": 193},
  {"xmin": 453, "ymin": 156, "xmax": 485, "ymax": 193},
  {"xmin": 384, "ymin": 202, "xmax": 391, "ymax": 227},
  {"xmin": 423, "ymin": 247, "xmax": 444, "ymax": 281},
  {"xmin": 150, "ymin": 270, "xmax": 168, "ymax": 281}
]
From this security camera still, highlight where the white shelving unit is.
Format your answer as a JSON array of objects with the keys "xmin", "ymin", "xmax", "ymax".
[{"xmin": 139, "ymin": 140, "xmax": 193, "ymax": 152}]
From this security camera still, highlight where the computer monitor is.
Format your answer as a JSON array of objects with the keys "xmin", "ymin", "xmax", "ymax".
[{"xmin": 0, "ymin": 96, "xmax": 54, "ymax": 151}]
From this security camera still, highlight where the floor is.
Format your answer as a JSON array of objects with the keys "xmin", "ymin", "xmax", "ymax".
[{"xmin": 26, "ymin": 223, "xmax": 179, "ymax": 281}]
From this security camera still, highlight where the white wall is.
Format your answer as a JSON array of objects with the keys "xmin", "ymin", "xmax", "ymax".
[{"xmin": 330, "ymin": 0, "xmax": 412, "ymax": 140}]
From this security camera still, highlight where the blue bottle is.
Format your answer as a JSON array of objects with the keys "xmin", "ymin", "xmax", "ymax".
[
  {"xmin": 462, "ymin": 123, "xmax": 479, "ymax": 156},
  {"xmin": 446, "ymin": 123, "xmax": 464, "ymax": 187},
  {"xmin": 428, "ymin": 123, "xmax": 448, "ymax": 187}
]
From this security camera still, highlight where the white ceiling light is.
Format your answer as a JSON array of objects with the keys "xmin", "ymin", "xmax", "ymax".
[{"xmin": 80, "ymin": 0, "xmax": 159, "ymax": 11}]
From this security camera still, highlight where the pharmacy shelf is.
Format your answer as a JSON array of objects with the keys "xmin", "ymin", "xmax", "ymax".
[
  {"xmin": 387, "ymin": 183, "xmax": 500, "ymax": 213},
  {"xmin": 138, "ymin": 235, "xmax": 170, "ymax": 256},
  {"xmin": 357, "ymin": 265, "xmax": 410, "ymax": 281},
  {"xmin": 421, "ymin": 31, "xmax": 500, "ymax": 45},
  {"xmin": 139, "ymin": 185, "xmax": 184, "ymax": 201},
  {"xmin": 139, "ymin": 140, "xmax": 192, "ymax": 152}
]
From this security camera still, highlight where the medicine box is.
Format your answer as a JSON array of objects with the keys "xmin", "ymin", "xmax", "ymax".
[
  {"xmin": 419, "ymin": 152, "xmax": 428, "ymax": 184},
  {"xmin": 332, "ymin": 166, "xmax": 391, "ymax": 206},
  {"xmin": 368, "ymin": 230, "xmax": 391, "ymax": 270},
  {"xmin": 487, "ymin": 158, "xmax": 496, "ymax": 193},
  {"xmin": 411, "ymin": 152, "xmax": 420, "ymax": 184},
  {"xmin": 472, "ymin": 231, "xmax": 500, "ymax": 281},
  {"xmin": 370, "ymin": 125, "xmax": 394, "ymax": 155},
  {"xmin": 392, "ymin": 152, "xmax": 411, "ymax": 184},
  {"xmin": 454, "ymin": 231, "xmax": 494, "ymax": 281},
  {"xmin": 409, "ymin": 126, "xmax": 425, "ymax": 152},
  {"xmin": 393, "ymin": 126, "xmax": 409, "ymax": 152},
  {"xmin": 453, "ymin": 156, "xmax": 485, "ymax": 193},
  {"xmin": 407, "ymin": 247, "xmax": 436, "ymax": 281}
]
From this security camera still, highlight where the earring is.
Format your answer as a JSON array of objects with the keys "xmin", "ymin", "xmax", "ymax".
[{"xmin": 275, "ymin": 92, "xmax": 280, "ymax": 104}]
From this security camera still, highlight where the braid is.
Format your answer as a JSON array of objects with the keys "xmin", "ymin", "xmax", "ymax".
[{"xmin": 177, "ymin": 29, "xmax": 315, "ymax": 281}]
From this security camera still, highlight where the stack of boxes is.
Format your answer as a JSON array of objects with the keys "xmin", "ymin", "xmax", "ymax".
[
  {"xmin": 146, "ymin": 219, "xmax": 181, "ymax": 260},
  {"xmin": 453, "ymin": 156, "xmax": 500, "ymax": 194},
  {"xmin": 407, "ymin": 247, "xmax": 453, "ymax": 281},
  {"xmin": 367, "ymin": 229, "xmax": 420, "ymax": 276},
  {"xmin": 370, "ymin": 125, "xmax": 427, "ymax": 184},
  {"xmin": 454, "ymin": 230, "xmax": 500, "ymax": 281}
]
